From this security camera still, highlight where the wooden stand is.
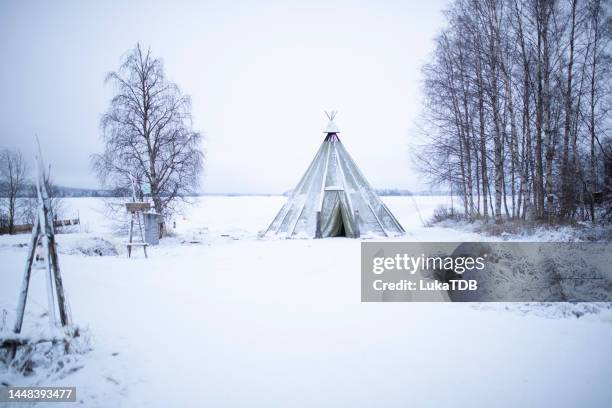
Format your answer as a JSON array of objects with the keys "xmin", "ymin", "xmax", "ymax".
[
  {"xmin": 10, "ymin": 139, "xmax": 72, "ymax": 359},
  {"xmin": 125, "ymin": 202, "xmax": 150, "ymax": 258}
]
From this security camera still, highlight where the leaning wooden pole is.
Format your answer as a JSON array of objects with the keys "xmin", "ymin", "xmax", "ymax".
[
  {"xmin": 37, "ymin": 179, "xmax": 58, "ymax": 326},
  {"xmin": 35, "ymin": 137, "xmax": 71, "ymax": 327},
  {"xmin": 13, "ymin": 221, "xmax": 41, "ymax": 334},
  {"xmin": 48, "ymin": 229, "xmax": 70, "ymax": 326}
]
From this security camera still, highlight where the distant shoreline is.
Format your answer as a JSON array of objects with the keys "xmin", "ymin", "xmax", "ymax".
[
  {"xmin": 32, "ymin": 190, "xmax": 452, "ymax": 198},
  {"xmin": 0, "ymin": 184, "xmax": 451, "ymax": 198}
]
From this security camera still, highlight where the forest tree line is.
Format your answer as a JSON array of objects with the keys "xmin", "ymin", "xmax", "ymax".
[{"xmin": 416, "ymin": 0, "xmax": 612, "ymax": 223}]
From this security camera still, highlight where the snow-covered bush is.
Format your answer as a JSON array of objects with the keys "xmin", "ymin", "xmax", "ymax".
[
  {"xmin": 1, "ymin": 325, "xmax": 92, "ymax": 385},
  {"xmin": 473, "ymin": 302, "xmax": 612, "ymax": 319},
  {"xmin": 426, "ymin": 205, "xmax": 462, "ymax": 226},
  {"xmin": 60, "ymin": 237, "xmax": 118, "ymax": 256},
  {"xmin": 473, "ymin": 220, "xmax": 533, "ymax": 237}
]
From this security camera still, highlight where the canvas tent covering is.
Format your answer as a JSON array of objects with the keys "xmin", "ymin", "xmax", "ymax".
[{"xmin": 265, "ymin": 112, "xmax": 405, "ymax": 238}]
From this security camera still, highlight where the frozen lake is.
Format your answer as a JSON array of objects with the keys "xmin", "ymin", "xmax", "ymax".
[{"xmin": 59, "ymin": 195, "xmax": 460, "ymax": 238}]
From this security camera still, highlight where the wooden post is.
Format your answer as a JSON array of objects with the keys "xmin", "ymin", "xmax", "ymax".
[
  {"xmin": 47, "ymin": 226, "xmax": 70, "ymax": 326},
  {"xmin": 137, "ymin": 212, "xmax": 147, "ymax": 258},
  {"xmin": 126, "ymin": 207, "xmax": 148, "ymax": 259},
  {"xmin": 354, "ymin": 209, "xmax": 360, "ymax": 238},
  {"xmin": 36, "ymin": 136, "xmax": 70, "ymax": 327},
  {"xmin": 42, "ymin": 231, "xmax": 57, "ymax": 326},
  {"xmin": 315, "ymin": 211, "xmax": 322, "ymax": 238},
  {"xmin": 13, "ymin": 221, "xmax": 40, "ymax": 334},
  {"xmin": 127, "ymin": 214, "xmax": 134, "ymax": 258},
  {"xmin": 36, "ymin": 153, "xmax": 57, "ymax": 327}
]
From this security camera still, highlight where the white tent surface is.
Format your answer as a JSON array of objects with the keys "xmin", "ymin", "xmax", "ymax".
[{"xmin": 265, "ymin": 114, "xmax": 405, "ymax": 238}]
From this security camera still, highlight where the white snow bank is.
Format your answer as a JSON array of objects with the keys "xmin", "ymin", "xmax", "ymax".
[
  {"xmin": 59, "ymin": 237, "xmax": 118, "ymax": 257},
  {"xmin": 474, "ymin": 302, "xmax": 612, "ymax": 320},
  {"xmin": 1, "ymin": 325, "xmax": 91, "ymax": 386}
]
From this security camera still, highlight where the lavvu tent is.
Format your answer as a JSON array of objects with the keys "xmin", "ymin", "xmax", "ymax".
[{"xmin": 265, "ymin": 112, "xmax": 405, "ymax": 238}]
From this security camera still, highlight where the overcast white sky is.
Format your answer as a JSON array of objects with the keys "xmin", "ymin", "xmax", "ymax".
[{"xmin": 0, "ymin": 0, "xmax": 448, "ymax": 193}]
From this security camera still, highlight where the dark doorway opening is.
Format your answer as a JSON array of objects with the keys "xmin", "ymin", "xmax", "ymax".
[
  {"xmin": 328, "ymin": 205, "xmax": 348, "ymax": 237},
  {"xmin": 333, "ymin": 216, "xmax": 346, "ymax": 237}
]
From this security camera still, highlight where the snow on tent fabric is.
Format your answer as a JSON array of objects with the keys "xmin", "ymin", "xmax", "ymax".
[{"xmin": 265, "ymin": 112, "xmax": 405, "ymax": 238}]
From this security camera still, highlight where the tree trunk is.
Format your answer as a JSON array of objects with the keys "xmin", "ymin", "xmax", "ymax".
[{"xmin": 560, "ymin": 0, "xmax": 577, "ymax": 219}]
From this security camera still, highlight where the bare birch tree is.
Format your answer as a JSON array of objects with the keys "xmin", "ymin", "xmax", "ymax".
[
  {"xmin": 416, "ymin": 0, "xmax": 612, "ymax": 224},
  {"xmin": 0, "ymin": 149, "xmax": 29, "ymax": 234},
  {"xmin": 92, "ymin": 44, "xmax": 204, "ymax": 229}
]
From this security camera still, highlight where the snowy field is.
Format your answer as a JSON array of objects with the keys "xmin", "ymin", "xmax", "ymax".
[{"xmin": 1, "ymin": 196, "xmax": 611, "ymax": 407}]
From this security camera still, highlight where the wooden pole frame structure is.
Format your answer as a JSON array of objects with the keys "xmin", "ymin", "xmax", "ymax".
[
  {"xmin": 125, "ymin": 175, "xmax": 149, "ymax": 258},
  {"xmin": 126, "ymin": 202, "xmax": 149, "ymax": 258},
  {"xmin": 13, "ymin": 137, "xmax": 71, "ymax": 336}
]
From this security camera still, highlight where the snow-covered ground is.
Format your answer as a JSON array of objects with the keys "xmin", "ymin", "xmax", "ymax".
[{"xmin": 1, "ymin": 196, "xmax": 611, "ymax": 407}]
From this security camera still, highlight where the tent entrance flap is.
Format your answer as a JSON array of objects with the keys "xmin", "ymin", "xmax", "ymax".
[{"xmin": 320, "ymin": 191, "xmax": 354, "ymax": 237}]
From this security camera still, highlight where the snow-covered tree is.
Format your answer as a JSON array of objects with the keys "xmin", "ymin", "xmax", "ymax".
[{"xmin": 92, "ymin": 44, "xmax": 204, "ymax": 228}]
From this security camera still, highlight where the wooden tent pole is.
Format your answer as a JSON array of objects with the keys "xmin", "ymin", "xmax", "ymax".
[
  {"xmin": 35, "ymin": 136, "xmax": 71, "ymax": 327},
  {"xmin": 36, "ymin": 156, "xmax": 57, "ymax": 326},
  {"xmin": 13, "ymin": 220, "xmax": 41, "ymax": 334},
  {"xmin": 41, "ymin": 227, "xmax": 57, "ymax": 326},
  {"xmin": 47, "ymin": 222, "xmax": 70, "ymax": 326}
]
